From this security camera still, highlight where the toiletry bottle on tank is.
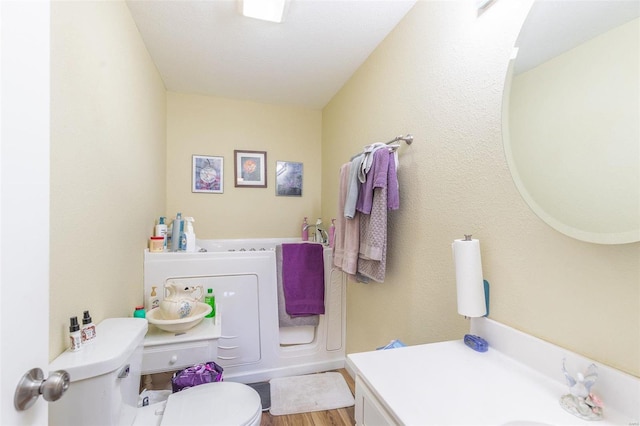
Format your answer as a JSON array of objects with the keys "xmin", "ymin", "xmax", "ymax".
[
  {"xmin": 81, "ymin": 310, "xmax": 96, "ymax": 344},
  {"xmin": 69, "ymin": 316, "xmax": 81, "ymax": 351}
]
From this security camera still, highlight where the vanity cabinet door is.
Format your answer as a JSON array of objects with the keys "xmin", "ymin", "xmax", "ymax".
[{"xmin": 355, "ymin": 376, "xmax": 399, "ymax": 426}]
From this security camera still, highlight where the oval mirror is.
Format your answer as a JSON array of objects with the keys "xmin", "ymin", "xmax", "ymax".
[{"xmin": 502, "ymin": 0, "xmax": 640, "ymax": 244}]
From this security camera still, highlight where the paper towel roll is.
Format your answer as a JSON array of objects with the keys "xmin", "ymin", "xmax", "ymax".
[{"xmin": 452, "ymin": 238, "xmax": 487, "ymax": 318}]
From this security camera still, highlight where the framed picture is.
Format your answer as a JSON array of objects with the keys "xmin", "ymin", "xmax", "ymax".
[
  {"xmin": 234, "ymin": 150, "xmax": 267, "ymax": 188},
  {"xmin": 276, "ymin": 161, "xmax": 303, "ymax": 196},
  {"xmin": 192, "ymin": 155, "xmax": 224, "ymax": 193}
]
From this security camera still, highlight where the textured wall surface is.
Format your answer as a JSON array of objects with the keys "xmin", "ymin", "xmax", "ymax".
[
  {"xmin": 322, "ymin": 0, "xmax": 639, "ymax": 376},
  {"xmin": 50, "ymin": 1, "xmax": 166, "ymax": 359},
  {"xmin": 166, "ymin": 92, "xmax": 322, "ymax": 239}
]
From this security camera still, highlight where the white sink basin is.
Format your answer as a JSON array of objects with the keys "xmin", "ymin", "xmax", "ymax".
[{"xmin": 146, "ymin": 302, "xmax": 212, "ymax": 332}]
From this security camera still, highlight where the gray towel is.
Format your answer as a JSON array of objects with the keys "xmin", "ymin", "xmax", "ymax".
[{"xmin": 276, "ymin": 245, "xmax": 320, "ymax": 327}]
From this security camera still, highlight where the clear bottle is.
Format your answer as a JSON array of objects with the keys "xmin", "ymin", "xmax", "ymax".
[
  {"xmin": 301, "ymin": 217, "xmax": 309, "ymax": 241},
  {"xmin": 205, "ymin": 288, "xmax": 216, "ymax": 319},
  {"xmin": 69, "ymin": 316, "xmax": 81, "ymax": 351},
  {"xmin": 81, "ymin": 310, "xmax": 96, "ymax": 344}
]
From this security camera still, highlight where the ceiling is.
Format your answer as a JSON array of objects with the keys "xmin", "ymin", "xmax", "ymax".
[
  {"xmin": 514, "ymin": 0, "xmax": 640, "ymax": 75},
  {"xmin": 126, "ymin": 0, "xmax": 416, "ymax": 109}
]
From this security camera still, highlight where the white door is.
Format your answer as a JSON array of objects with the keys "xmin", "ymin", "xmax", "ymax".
[{"xmin": 1, "ymin": 1, "xmax": 51, "ymax": 425}]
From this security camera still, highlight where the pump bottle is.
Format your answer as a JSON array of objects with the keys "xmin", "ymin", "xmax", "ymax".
[
  {"xmin": 148, "ymin": 286, "xmax": 159, "ymax": 310},
  {"xmin": 81, "ymin": 310, "xmax": 96, "ymax": 344},
  {"xmin": 184, "ymin": 217, "xmax": 196, "ymax": 252},
  {"xmin": 69, "ymin": 316, "xmax": 81, "ymax": 351}
]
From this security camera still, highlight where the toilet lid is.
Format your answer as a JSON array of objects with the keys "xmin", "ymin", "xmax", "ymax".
[{"xmin": 161, "ymin": 382, "xmax": 262, "ymax": 426}]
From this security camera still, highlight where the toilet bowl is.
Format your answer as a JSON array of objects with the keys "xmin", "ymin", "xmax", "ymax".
[{"xmin": 49, "ymin": 318, "xmax": 262, "ymax": 426}]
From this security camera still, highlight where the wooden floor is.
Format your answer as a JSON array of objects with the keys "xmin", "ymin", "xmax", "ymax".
[{"xmin": 259, "ymin": 369, "xmax": 356, "ymax": 426}]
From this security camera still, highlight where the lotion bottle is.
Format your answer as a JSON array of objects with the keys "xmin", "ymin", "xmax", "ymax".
[
  {"xmin": 69, "ymin": 316, "xmax": 81, "ymax": 351},
  {"xmin": 81, "ymin": 310, "xmax": 96, "ymax": 344}
]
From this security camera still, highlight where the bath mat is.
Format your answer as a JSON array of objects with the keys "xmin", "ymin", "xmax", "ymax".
[
  {"xmin": 269, "ymin": 372, "xmax": 354, "ymax": 416},
  {"xmin": 247, "ymin": 381, "xmax": 271, "ymax": 411}
]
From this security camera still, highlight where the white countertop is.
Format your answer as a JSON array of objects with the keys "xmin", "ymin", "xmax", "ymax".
[{"xmin": 348, "ymin": 319, "xmax": 639, "ymax": 425}]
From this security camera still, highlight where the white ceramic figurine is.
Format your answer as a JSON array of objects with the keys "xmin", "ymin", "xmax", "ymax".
[{"xmin": 560, "ymin": 359, "xmax": 603, "ymax": 420}]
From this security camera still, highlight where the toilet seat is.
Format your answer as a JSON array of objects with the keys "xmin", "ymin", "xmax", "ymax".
[{"xmin": 160, "ymin": 382, "xmax": 262, "ymax": 426}]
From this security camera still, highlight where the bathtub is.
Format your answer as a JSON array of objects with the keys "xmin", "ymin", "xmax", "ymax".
[{"xmin": 143, "ymin": 238, "xmax": 346, "ymax": 383}]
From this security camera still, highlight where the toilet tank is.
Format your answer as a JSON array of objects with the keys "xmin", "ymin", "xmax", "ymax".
[{"xmin": 49, "ymin": 318, "xmax": 148, "ymax": 426}]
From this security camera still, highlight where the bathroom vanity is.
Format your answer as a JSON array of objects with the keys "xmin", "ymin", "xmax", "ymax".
[{"xmin": 347, "ymin": 318, "xmax": 639, "ymax": 425}]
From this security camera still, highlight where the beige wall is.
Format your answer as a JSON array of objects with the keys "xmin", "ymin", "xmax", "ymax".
[
  {"xmin": 322, "ymin": 0, "xmax": 639, "ymax": 377},
  {"xmin": 50, "ymin": 1, "xmax": 166, "ymax": 359},
  {"xmin": 49, "ymin": 0, "xmax": 639, "ymax": 378},
  {"xmin": 166, "ymin": 92, "xmax": 322, "ymax": 239}
]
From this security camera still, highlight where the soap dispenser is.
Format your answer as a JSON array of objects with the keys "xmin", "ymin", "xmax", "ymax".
[{"xmin": 148, "ymin": 286, "xmax": 159, "ymax": 310}]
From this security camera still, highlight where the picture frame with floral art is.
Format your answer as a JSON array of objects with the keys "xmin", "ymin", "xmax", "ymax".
[{"xmin": 234, "ymin": 150, "xmax": 267, "ymax": 188}]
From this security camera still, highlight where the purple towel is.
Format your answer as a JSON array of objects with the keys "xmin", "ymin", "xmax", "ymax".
[{"xmin": 281, "ymin": 243, "xmax": 325, "ymax": 316}]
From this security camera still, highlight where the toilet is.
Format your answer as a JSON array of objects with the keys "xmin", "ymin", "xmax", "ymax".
[{"xmin": 49, "ymin": 318, "xmax": 262, "ymax": 426}]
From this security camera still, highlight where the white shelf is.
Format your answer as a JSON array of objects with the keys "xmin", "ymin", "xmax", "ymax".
[{"xmin": 143, "ymin": 316, "xmax": 221, "ymax": 347}]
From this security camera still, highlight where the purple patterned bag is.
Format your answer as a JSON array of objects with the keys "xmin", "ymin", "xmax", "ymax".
[{"xmin": 171, "ymin": 361, "xmax": 224, "ymax": 392}]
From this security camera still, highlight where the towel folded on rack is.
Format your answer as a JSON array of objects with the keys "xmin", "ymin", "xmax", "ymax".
[
  {"xmin": 344, "ymin": 154, "xmax": 364, "ymax": 219},
  {"xmin": 357, "ymin": 148, "xmax": 399, "ymax": 214},
  {"xmin": 276, "ymin": 245, "xmax": 320, "ymax": 327},
  {"xmin": 357, "ymin": 148, "xmax": 399, "ymax": 282},
  {"xmin": 281, "ymin": 243, "xmax": 325, "ymax": 316},
  {"xmin": 334, "ymin": 162, "xmax": 360, "ymax": 275}
]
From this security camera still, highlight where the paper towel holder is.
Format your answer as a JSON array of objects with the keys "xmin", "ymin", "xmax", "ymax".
[{"xmin": 456, "ymin": 234, "xmax": 490, "ymax": 319}]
